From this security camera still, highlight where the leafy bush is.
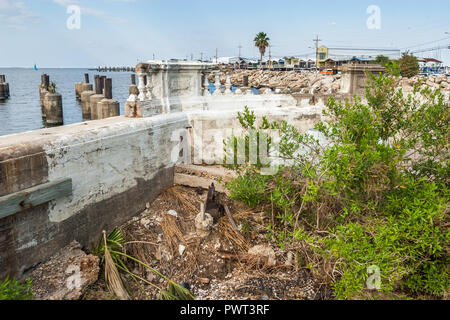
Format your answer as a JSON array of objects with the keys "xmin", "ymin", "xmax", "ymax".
[
  {"xmin": 226, "ymin": 72, "xmax": 449, "ymax": 299},
  {"xmin": 398, "ymin": 53, "xmax": 419, "ymax": 78},
  {"xmin": 0, "ymin": 276, "xmax": 33, "ymax": 300}
]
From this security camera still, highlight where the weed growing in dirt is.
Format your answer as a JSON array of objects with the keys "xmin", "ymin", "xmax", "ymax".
[{"xmin": 0, "ymin": 276, "xmax": 33, "ymax": 300}]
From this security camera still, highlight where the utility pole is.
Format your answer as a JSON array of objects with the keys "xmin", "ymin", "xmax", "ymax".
[
  {"xmin": 268, "ymin": 45, "xmax": 272, "ymax": 70},
  {"xmin": 216, "ymin": 48, "xmax": 218, "ymax": 63},
  {"xmin": 313, "ymin": 35, "xmax": 322, "ymax": 71},
  {"xmin": 238, "ymin": 44, "xmax": 242, "ymax": 60},
  {"xmin": 200, "ymin": 52, "xmax": 203, "ymax": 61}
]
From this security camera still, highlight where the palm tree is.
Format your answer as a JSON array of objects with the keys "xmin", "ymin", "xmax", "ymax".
[{"xmin": 254, "ymin": 32, "xmax": 270, "ymax": 69}]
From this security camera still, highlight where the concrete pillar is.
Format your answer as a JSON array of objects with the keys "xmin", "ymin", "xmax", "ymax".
[
  {"xmin": 39, "ymin": 74, "xmax": 50, "ymax": 119},
  {"xmin": 104, "ymin": 78, "xmax": 112, "ymax": 100},
  {"xmin": 75, "ymin": 82, "xmax": 82, "ymax": 99},
  {"xmin": 5, "ymin": 82, "xmax": 9, "ymax": 98},
  {"xmin": 97, "ymin": 99, "xmax": 120, "ymax": 119},
  {"xmin": 90, "ymin": 76, "xmax": 105, "ymax": 120},
  {"xmin": 0, "ymin": 76, "xmax": 6, "ymax": 100},
  {"xmin": 81, "ymin": 90, "xmax": 95, "ymax": 120},
  {"xmin": 100, "ymin": 76, "xmax": 106, "ymax": 95},
  {"xmin": 75, "ymin": 74, "xmax": 92, "ymax": 100},
  {"xmin": 43, "ymin": 93, "xmax": 63, "ymax": 126},
  {"xmin": 97, "ymin": 78, "xmax": 120, "ymax": 120},
  {"xmin": 80, "ymin": 82, "xmax": 93, "ymax": 93},
  {"xmin": 0, "ymin": 83, "xmax": 5, "ymax": 100},
  {"xmin": 340, "ymin": 64, "xmax": 385, "ymax": 95}
]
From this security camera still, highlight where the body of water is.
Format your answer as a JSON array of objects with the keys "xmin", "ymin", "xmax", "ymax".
[{"xmin": 0, "ymin": 68, "xmax": 133, "ymax": 137}]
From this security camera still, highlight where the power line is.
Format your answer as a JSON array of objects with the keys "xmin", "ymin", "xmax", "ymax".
[
  {"xmin": 401, "ymin": 36, "xmax": 450, "ymax": 50},
  {"xmin": 409, "ymin": 44, "xmax": 450, "ymax": 54}
]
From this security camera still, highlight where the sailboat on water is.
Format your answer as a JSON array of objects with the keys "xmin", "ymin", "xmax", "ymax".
[{"xmin": 34, "ymin": 64, "xmax": 38, "ymax": 71}]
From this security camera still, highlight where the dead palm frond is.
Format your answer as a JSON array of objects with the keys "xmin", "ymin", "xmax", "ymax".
[
  {"xmin": 102, "ymin": 231, "xmax": 130, "ymax": 300},
  {"xmin": 95, "ymin": 228, "xmax": 195, "ymax": 301}
]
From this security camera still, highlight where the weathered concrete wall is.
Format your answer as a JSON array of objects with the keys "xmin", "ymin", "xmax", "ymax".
[
  {"xmin": 0, "ymin": 114, "xmax": 189, "ymax": 279},
  {"xmin": 185, "ymin": 106, "xmax": 323, "ymax": 165}
]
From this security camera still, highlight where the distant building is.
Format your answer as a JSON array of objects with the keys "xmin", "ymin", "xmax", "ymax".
[
  {"xmin": 317, "ymin": 46, "xmax": 329, "ymax": 66},
  {"xmin": 418, "ymin": 58, "xmax": 444, "ymax": 74}
]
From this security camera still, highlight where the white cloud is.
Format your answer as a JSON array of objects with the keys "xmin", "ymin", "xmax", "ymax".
[{"xmin": 0, "ymin": 0, "xmax": 39, "ymax": 28}]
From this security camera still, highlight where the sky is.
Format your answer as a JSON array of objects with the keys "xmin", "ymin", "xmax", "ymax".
[{"xmin": 0, "ymin": 0, "xmax": 449, "ymax": 68}]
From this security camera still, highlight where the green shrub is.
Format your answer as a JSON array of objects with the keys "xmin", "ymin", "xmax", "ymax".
[
  {"xmin": 398, "ymin": 53, "xmax": 419, "ymax": 78},
  {"xmin": 227, "ymin": 170, "xmax": 271, "ymax": 208},
  {"xmin": 0, "ymin": 276, "xmax": 33, "ymax": 300},
  {"xmin": 225, "ymin": 71, "xmax": 449, "ymax": 299}
]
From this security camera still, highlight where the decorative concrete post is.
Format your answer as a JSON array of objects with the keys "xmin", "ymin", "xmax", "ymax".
[
  {"xmin": 145, "ymin": 71, "xmax": 153, "ymax": 100},
  {"xmin": 213, "ymin": 72, "xmax": 222, "ymax": 96},
  {"xmin": 224, "ymin": 74, "xmax": 232, "ymax": 95},
  {"xmin": 125, "ymin": 74, "xmax": 140, "ymax": 118},
  {"xmin": 203, "ymin": 71, "xmax": 211, "ymax": 96},
  {"xmin": 137, "ymin": 73, "xmax": 146, "ymax": 101}
]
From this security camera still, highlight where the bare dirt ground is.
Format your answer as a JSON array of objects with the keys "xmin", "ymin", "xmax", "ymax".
[{"xmin": 82, "ymin": 185, "xmax": 332, "ymax": 300}]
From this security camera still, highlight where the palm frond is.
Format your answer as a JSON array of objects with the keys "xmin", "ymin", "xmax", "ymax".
[{"xmin": 102, "ymin": 231, "xmax": 130, "ymax": 300}]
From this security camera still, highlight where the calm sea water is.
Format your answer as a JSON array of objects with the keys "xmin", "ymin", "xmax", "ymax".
[{"xmin": 0, "ymin": 68, "xmax": 134, "ymax": 137}]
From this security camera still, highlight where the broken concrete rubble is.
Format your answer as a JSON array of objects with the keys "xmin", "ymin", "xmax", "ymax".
[
  {"xmin": 29, "ymin": 241, "xmax": 99, "ymax": 300},
  {"xmin": 248, "ymin": 245, "xmax": 277, "ymax": 267}
]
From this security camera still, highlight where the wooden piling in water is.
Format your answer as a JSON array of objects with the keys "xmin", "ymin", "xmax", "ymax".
[
  {"xmin": 76, "ymin": 73, "xmax": 94, "ymax": 100},
  {"xmin": 43, "ymin": 93, "xmax": 63, "ymax": 126},
  {"xmin": 0, "ymin": 75, "xmax": 8, "ymax": 100},
  {"xmin": 97, "ymin": 78, "xmax": 120, "ymax": 120},
  {"xmin": 40, "ymin": 74, "xmax": 63, "ymax": 126},
  {"xmin": 90, "ymin": 75, "xmax": 105, "ymax": 120},
  {"xmin": 39, "ymin": 74, "xmax": 50, "ymax": 118}
]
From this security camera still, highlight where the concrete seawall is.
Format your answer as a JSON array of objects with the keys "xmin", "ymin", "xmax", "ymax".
[{"xmin": 0, "ymin": 114, "xmax": 189, "ymax": 279}]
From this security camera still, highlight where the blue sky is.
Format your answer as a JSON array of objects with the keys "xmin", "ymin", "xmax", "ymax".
[{"xmin": 0, "ymin": 0, "xmax": 449, "ymax": 67}]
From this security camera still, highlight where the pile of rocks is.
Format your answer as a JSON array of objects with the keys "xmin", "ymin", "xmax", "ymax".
[
  {"xmin": 397, "ymin": 74, "xmax": 450, "ymax": 92},
  {"xmin": 211, "ymin": 70, "xmax": 342, "ymax": 94},
  {"xmin": 210, "ymin": 70, "xmax": 450, "ymax": 96},
  {"xmin": 29, "ymin": 241, "xmax": 99, "ymax": 300}
]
